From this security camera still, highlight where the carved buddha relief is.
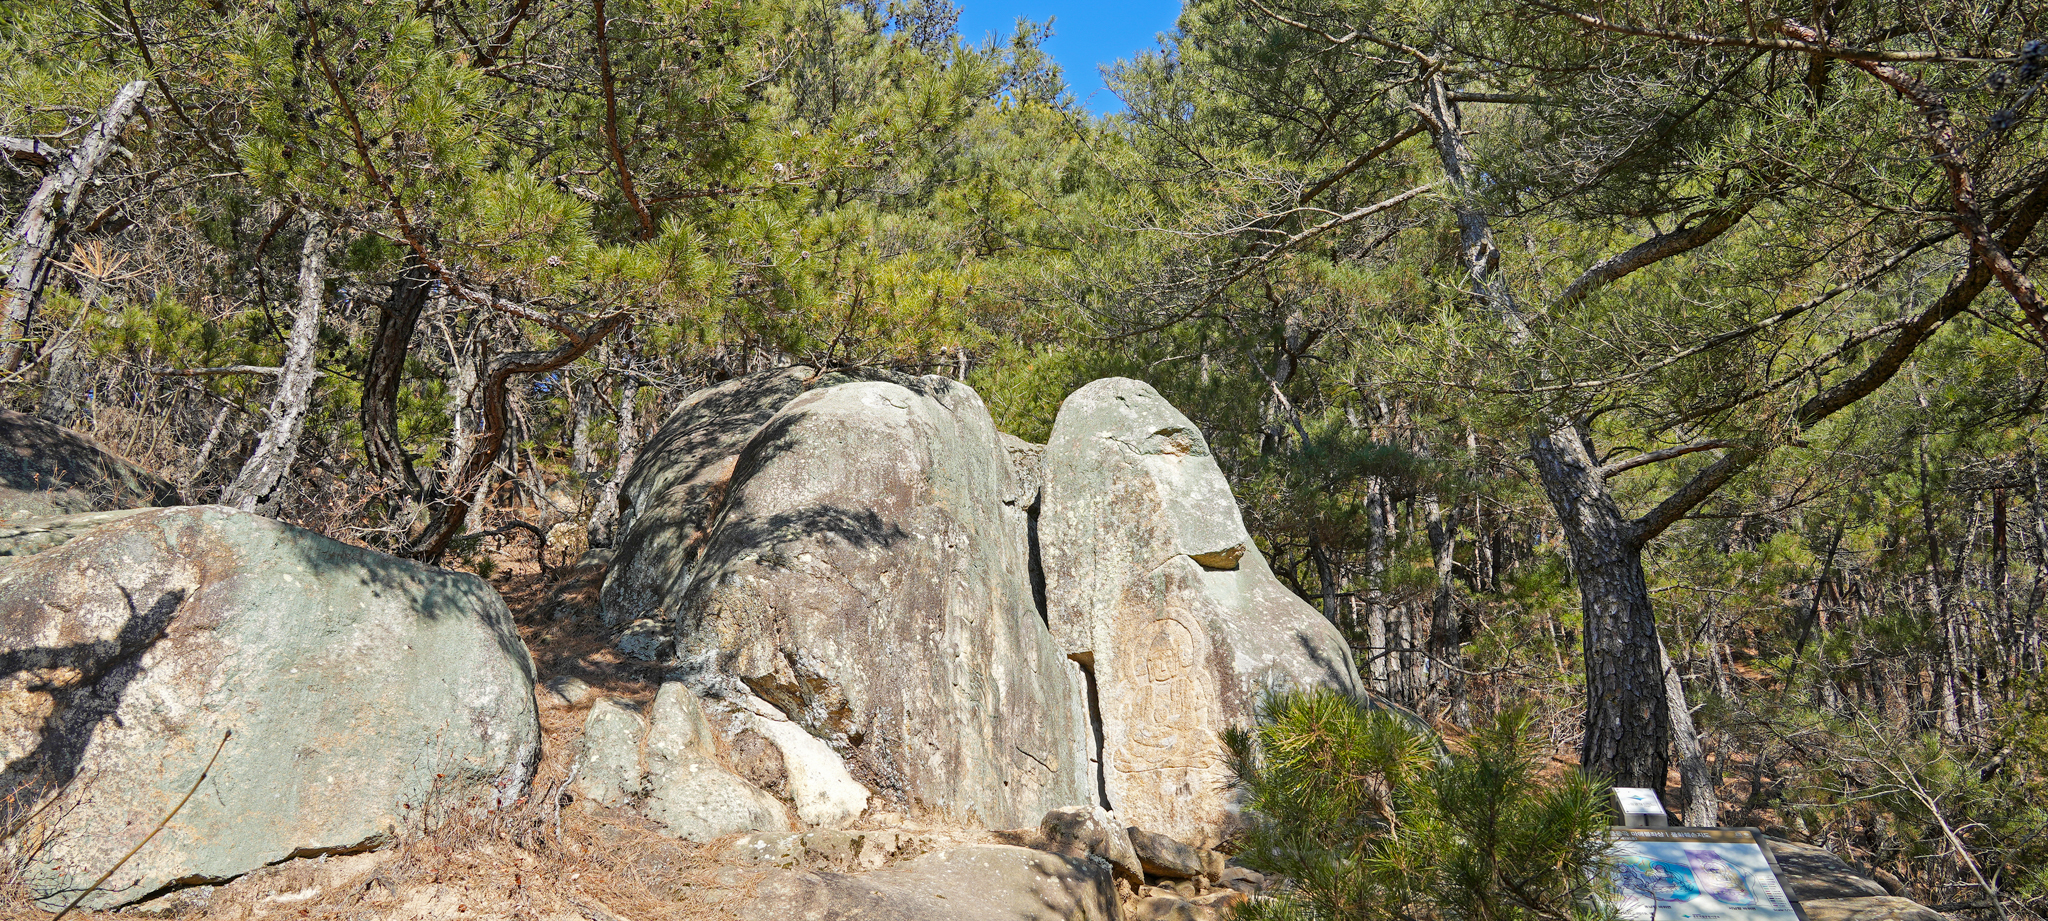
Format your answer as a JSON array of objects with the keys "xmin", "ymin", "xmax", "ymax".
[{"xmin": 1112, "ymin": 616, "xmax": 1220, "ymax": 774}]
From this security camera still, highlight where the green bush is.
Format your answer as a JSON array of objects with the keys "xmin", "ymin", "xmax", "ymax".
[{"xmin": 1223, "ymin": 690, "xmax": 1613, "ymax": 921}]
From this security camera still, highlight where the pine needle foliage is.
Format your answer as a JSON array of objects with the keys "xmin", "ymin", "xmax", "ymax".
[{"xmin": 1223, "ymin": 690, "xmax": 1614, "ymax": 921}]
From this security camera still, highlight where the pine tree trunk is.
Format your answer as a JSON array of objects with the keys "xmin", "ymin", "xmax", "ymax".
[
  {"xmin": 2028, "ymin": 454, "xmax": 2047, "ymax": 673},
  {"xmin": 1418, "ymin": 72, "xmax": 1671, "ymax": 791},
  {"xmin": 188, "ymin": 402, "xmax": 234, "ymax": 490},
  {"xmin": 1425, "ymin": 493, "xmax": 1465, "ymax": 718},
  {"xmin": 445, "ymin": 324, "xmax": 482, "ymax": 486},
  {"xmin": 1530, "ymin": 424, "xmax": 1671, "ymax": 792},
  {"xmin": 361, "ymin": 256, "xmax": 433, "ymax": 493},
  {"xmin": 220, "ymin": 215, "xmax": 329, "ymax": 515},
  {"xmin": 406, "ymin": 311, "xmax": 628, "ymax": 562},
  {"xmin": 1992, "ymin": 488, "xmax": 2012, "ymax": 684},
  {"xmin": 2, "ymin": 81, "xmax": 148, "ymax": 372},
  {"xmin": 587, "ymin": 383, "xmax": 643, "ymax": 549},
  {"xmin": 571, "ymin": 378, "xmax": 597, "ymax": 475},
  {"xmin": 1364, "ymin": 477, "xmax": 1391, "ymax": 694},
  {"xmin": 1309, "ymin": 537, "xmax": 1342, "ymax": 627}
]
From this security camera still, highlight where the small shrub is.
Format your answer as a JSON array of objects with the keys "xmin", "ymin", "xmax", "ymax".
[{"xmin": 1223, "ymin": 690, "xmax": 1613, "ymax": 921}]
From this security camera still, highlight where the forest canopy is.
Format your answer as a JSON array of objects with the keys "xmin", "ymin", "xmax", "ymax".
[{"xmin": 4, "ymin": 0, "xmax": 2046, "ymax": 913}]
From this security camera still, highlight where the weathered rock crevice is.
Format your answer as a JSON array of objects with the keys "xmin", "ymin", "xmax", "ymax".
[{"xmin": 1071, "ymin": 651, "xmax": 1112, "ymax": 812}]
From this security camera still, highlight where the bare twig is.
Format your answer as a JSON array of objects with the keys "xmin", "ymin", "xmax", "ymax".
[{"xmin": 52, "ymin": 730, "xmax": 232, "ymax": 920}]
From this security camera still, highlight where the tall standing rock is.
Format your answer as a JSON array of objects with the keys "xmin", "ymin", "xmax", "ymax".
[
  {"xmin": 1040, "ymin": 378, "xmax": 1361, "ymax": 845},
  {"xmin": 0, "ymin": 505, "xmax": 539, "ymax": 909},
  {"xmin": 672, "ymin": 375, "xmax": 1093, "ymax": 827}
]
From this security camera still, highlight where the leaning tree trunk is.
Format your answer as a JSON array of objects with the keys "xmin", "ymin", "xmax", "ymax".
[
  {"xmin": 1419, "ymin": 72, "xmax": 1672, "ymax": 794},
  {"xmin": 220, "ymin": 215, "xmax": 329, "ymax": 515},
  {"xmin": 1363, "ymin": 477, "xmax": 1392, "ymax": 694},
  {"xmin": 2, "ymin": 81, "xmax": 149, "ymax": 372},
  {"xmin": 1425, "ymin": 493, "xmax": 1467, "ymax": 721},
  {"xmin": 571, "ymin": 377, "xmax": 598, "ymax": 475},
  {"xmin": 1660, "ymin": 637, "xmax": 1720, "ymax": 825},
  {"xmin": 587, "ymin": 380, "xmax": 644, "ymax": 550}
]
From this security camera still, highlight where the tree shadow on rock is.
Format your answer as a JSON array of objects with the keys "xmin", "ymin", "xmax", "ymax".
[{"xmin": 0, "ymin": 587, "xmax": 185, "ymax": 805}]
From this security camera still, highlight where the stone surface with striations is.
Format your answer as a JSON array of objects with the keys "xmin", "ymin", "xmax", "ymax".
[{"xmin": 1, "ymin": 408, "xmax": 179, "ymax": 525}]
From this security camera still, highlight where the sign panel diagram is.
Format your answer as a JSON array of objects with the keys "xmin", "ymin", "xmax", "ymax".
[{"xmin": 1603, "ymin": 828, "xmax": 1802, "ymax": 921}]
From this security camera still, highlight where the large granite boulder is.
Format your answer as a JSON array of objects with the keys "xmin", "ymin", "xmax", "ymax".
[
  {"xmin": 599, "ymin": 367, "xmax": 817, "ymax": 631},
  {"xmin": 669, "ymin": 374, "xmax": 1094, "ymax": 827},
  {"xmin": 0, "ymin": 505, "xmax": 539, "ymax": 909},
  {"xmin": 0, "ymin": 408, "xmax": 180, "ymax": 523},
  {"xmin": 1039, "ymin": 378, "xmax": 1361, "ymax": 845}
]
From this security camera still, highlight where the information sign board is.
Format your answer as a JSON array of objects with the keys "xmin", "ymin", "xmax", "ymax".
[
  {"xmin": 1612, "ymin": 786, "xmax": 1671, "ymax": 827},
  {"xmin": 1602, "ymin": 828, "xmax": 1802, "ymax": 921}
]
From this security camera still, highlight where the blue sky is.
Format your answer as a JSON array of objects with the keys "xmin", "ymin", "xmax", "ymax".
[{"xmin": 955, "ymin": 1, "xmax": 1184, "ymax": 114}]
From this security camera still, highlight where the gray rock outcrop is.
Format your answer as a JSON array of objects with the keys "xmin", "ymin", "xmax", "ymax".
[
  {"xmin": 726, "ymin": 695, "xmax": 871, "ymax": 827},
  {"xmin": 1127, "ymin": 827, "xmax": 1205, "ymax": 880},
  {"xmin": 668, "ymin": 374, "xmax": 1093, "ymax": 827},
  {"xmin": 600, "ymin": 370, "xmax": 1368, "ymax": 843},
  {"xmin": 1040, "ymin": 806, "xmax": 1142, "ymax": 883},
  {"xmin": 737, "ymin": 844, "xmax": 1122, "ymax": 921},
  {"xmin": 1795, "ymin": 897, "xmax": 1949, "ymax": 921},
  {"xmin": 0, "ymin": 505, "xmax": 538, "ymax": 909},
  {"xmin": 1764, "ymin": 837, "xmax": 1892, "ymax": 901},
  {"xmin": 1, "ymin": 408, "xmax": 179, "ymax": 523},
  {"xmin": 569, "ymin": 684, "xmax": 789, "ymax": 841},
  {"xmin": 1039, "ymin": 378, "xmax": 1361, "ymax": 845},
  {"xmin": 1764, "ymin": 838, "xmax": 1939, "ymax": 921}
]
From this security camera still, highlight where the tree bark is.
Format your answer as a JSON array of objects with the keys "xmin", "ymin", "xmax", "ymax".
[
  {"xmin": 1529, "ymin": 425, "xmax": 1671, "ymax": 789},
  {"xmin": 1419, "ymin": 73, "xmax": 1672, "ymax": 789},
  {"xmin": 2028, "ymin": 453, "xmax": 2046, "ymax": 673},
  {"xmin": 1411, "ymin": 67, "xmax": 2048, "ymax": 792},
  {"xmin": 361, "ymin": 255, "xmax": 433, "ymax": 494},
  {"xmin": 1660, "ymin": 636, "xmax": 1720, "ymax": 826},
  {"xmin": 1425, "ymin": 493, "xmax": 1466, "ymax": 718},
  {"xmin": 188, "ymin": 402, "xmax": 234, "ymax": 490},
  {"xmin": 1363, "ymin": 477, "xmax": 1392, "ymax": 694},
  {"xmin": 587, "ymin": 379, "xmax": 644, "ymax": 549},
  {"xmin": 220, "ymin": 214, "xmax": 329, "ymax": 515},
  {"xmin": 443, "ymin": 314, "xmax": 482, "ymax": 496},
  {"xmin": 571, "ymin": 377, "xmax": 598, "ymax": 475},
  {"xmin": 2, "ymin": 81, "xmax": 149, "ymax": 372}
]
